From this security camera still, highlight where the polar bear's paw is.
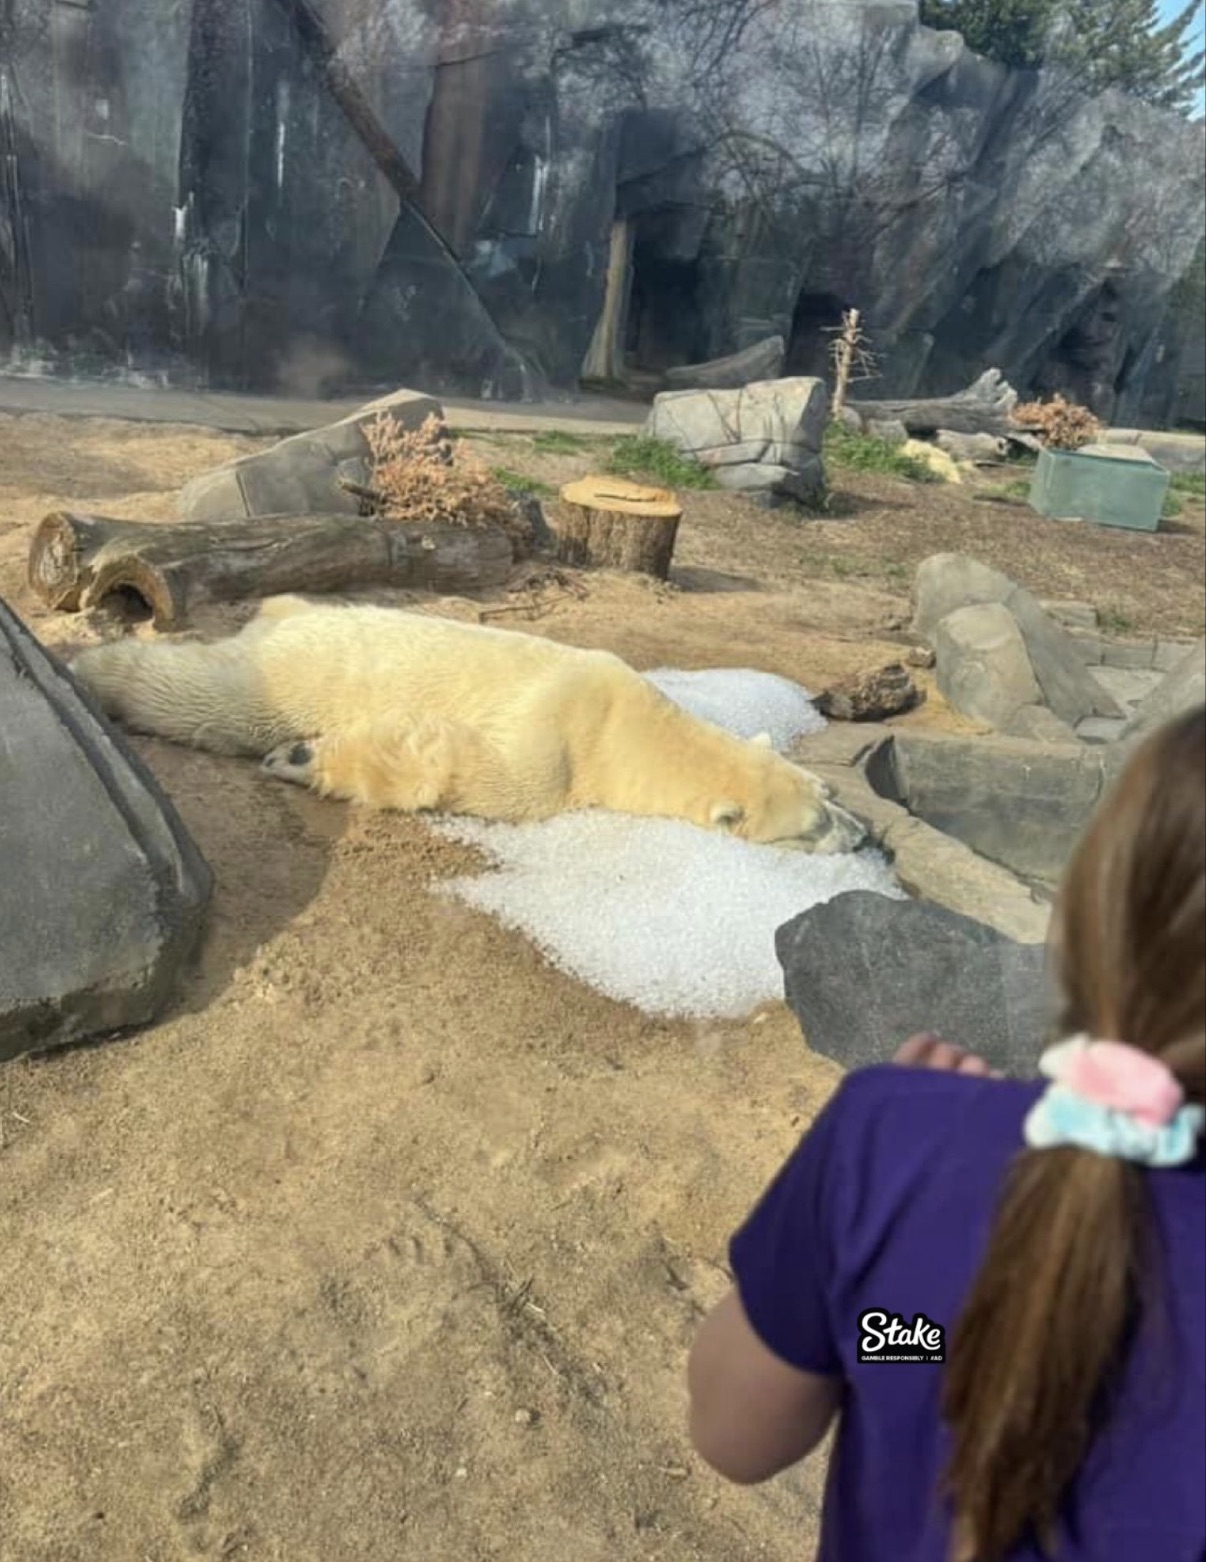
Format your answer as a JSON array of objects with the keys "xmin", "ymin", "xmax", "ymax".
[{"xmin": 262, "ymin": 740, "xmax": 319, "ymax": 788}]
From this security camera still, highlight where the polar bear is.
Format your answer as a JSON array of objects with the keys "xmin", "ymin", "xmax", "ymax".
[{"xmin": 69, "ymin": 596, "xmax": 866, "ymax": 854}]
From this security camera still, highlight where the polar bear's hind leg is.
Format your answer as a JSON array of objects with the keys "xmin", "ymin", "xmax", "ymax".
[{"xmin": 262, "ymin": 718, "xmax": 497, "ymax": 814}]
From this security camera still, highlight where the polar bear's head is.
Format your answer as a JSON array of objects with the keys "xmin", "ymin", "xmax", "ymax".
[{"xmin": 710, "ymin": 739, "xmax": 868, "ymax": 855}]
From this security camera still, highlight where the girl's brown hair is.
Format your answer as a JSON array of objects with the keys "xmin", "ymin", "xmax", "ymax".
[{"xmin": 942, "ymin": 705, "xmax": 1206, "ymax": 1562}]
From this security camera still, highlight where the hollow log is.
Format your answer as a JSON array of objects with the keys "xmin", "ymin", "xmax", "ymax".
[
  {"xmin": 848, "ymin": 369, "xmax": 1029, "ymax": 438},
  {"xmin": 28, "ymin": 511, "xmax": 515, "ymax": 630},
  {"xmin": 554, "ymin": 477, "xmax": 682, "ymax": 580}
]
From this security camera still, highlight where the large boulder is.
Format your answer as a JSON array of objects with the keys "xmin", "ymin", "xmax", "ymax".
[
  {"xmin": 1120, "ymin": 639, "xmax": 1206, "ymax": 739},
  {"xmin": 912, "ymin": 554, "xmax": 1016, "ymax": 643},
  {"xmin": 0, "ymin": 599, "xmax": 213, "ymax": 1061},
  {"xmin": 1007, "ymin": 585, "xmax": 1123, "ymax": 724},
  {"xmin": 776, "ymin": 891, "xmax": 1050, "ymax": 1078},
  {"xmin": 917, "ymin": 553, "xmax": 1124, "ymax": 730},
  {"xmin": 934, "ymin": 602, "xmax": 1042, "ymax": 729},
  {"xmin": 882, "ymin": 731, "xmax": 1129, "ymax": 893},
  {"xmin": 646, "ymin": 377, "xmax": 828, "ymax": 506},
  {"xmin": 180, "ymin": 389, "xmax": 444, "ymax": 522}
]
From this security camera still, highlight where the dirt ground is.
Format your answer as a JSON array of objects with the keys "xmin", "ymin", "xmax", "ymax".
[{"xmin": 1, "ymin": 412, "xmax": 1203, "ymax": 1562}]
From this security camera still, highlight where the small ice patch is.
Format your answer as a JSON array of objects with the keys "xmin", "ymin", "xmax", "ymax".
[
  {"xmin": 434, "ymin": 812, "xmax": 904, "ymax": 1021},
  {"xmin": 643, "ymin": 667, "xmax": 826, "ymax": 752}
]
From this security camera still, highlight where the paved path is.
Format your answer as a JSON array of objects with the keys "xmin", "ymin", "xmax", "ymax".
[{"xmin": 0, "ymin": 375, "xmax": 647, "ymax": 438}]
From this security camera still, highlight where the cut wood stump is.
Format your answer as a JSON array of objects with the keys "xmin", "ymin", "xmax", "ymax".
[
  {"xmin": 28, "ymin": 511, "xmax": 515, "ymax": 630},
  {"xmin": 554, "ymin": 476, "xmax": 682, "ymax": 579}
]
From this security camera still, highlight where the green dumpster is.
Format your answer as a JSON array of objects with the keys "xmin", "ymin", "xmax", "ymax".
[{"xmin": 1029, "ymin": 444, "xmax": 1170, "ymax": 532}]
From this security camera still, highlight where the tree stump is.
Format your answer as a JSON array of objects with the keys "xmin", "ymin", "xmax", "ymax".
[
  {"xmin": 815, "ymin": 662, "xmax": 923, "ymax": 722},
  {"xmin": 554, "ymin": 477, "xmax": 683, "ymax": 580},
  {"xmin": 27, "ymin": 511, "xmax": 515, "ymax": 630}
]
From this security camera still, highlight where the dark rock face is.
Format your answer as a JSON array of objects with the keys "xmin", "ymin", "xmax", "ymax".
[
  {"xmin": 1, "ymin": 1, "xmax": 1202, "ymax": 418},
  {"xmin": 776, "ymin": 890, "xmax": 1051, "ymax": 1078},
  {"xmin": 0, "ymin": 597, "xmax": 213, "ymax": 1062}
]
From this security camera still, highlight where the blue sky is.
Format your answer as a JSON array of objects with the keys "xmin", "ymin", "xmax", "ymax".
[{"xmin": 1159, "ymin": 0, "xmax": 1206, "ymax": 115}]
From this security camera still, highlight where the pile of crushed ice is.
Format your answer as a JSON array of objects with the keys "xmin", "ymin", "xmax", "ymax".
[{"xmin": 432, "ymin": 669, "xmax": 904, "ymax": 1020}]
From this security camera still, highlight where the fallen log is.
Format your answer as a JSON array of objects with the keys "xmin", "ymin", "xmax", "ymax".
[
  {"xmin": 848, "ymin": 369, "xmax": 1029, "ymax": 439},
  {"xmin": 28, "ymin": 511, "xmax": 516, "ymax": 630}
]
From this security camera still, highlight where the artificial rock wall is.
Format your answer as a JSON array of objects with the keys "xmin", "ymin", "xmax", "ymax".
[{"xmin": 1, "ymin": 0, "xmax": 1203, "ymax": 422}]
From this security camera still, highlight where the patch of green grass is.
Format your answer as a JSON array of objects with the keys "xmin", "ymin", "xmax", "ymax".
[
  {"xmin": 531, "ymin": 429, "xmax": 593, "ymax": 455},
  {"xmin": 1163, "ymin": 489, "xmax": 1184, "ymax": 520},
  {"xmin": 1097, "ymin": 605, "xmax": 1135, "ymax": 636},
  {"xmin": 823, "ymin": 423, "xmax": 942, "ymax": 484},
  {"xmin": 605, "ymin": 435, "xmax": 718, "ymax": 490},
  {"xmin": 796, "ymin": 551, "xmax": 905, "ymax": 583},
  {"xmin": 1170, "ymin": 470, "xmax": 1206, "ymax": 501},
  {"xmin": 980, "ymin": 477, "xmax": 1034, "ymax": 505},
  {"xmin": 490, "ymin": 467, "xmax": 556, "ymax": 499}
]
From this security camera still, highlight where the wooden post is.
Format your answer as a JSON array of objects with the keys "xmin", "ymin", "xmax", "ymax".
[
  {"xmin": 554, "ymin": 477, "xmax": 682, "ymax": 579},
  {"xmin": 581, "ymin": 218, "xmax": 634, "ymax": 384},
  {"xmin": 28, "ymin": 511, "xmax": 516, "ymax": 630}
]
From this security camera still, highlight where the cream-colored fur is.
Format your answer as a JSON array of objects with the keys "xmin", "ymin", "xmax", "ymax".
[{"xmin": 70, "ymin": 597, "xmax": 866, "ymax": 853}]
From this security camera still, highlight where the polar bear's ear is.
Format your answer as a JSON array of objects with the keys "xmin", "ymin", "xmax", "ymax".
[
  {"xmin": 750, "ymin": 731, "xmax": 773, "ymax": 749},
  {"xmin": 710, "ymin": 801, "xmax": 746, "ymax": 830}
]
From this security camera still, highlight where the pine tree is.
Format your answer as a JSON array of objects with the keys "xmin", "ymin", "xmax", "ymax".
[
  {"xmin": 1055, "ymin": 0, "xmax": 1205, "ymax": 113},
  {"xmin": 918, "ymin": 0, "xmax": 1061, "ymax": 70},
  {"xmin": 919, "ymin": 0, "xmax": 1206, "ymax": 113}
]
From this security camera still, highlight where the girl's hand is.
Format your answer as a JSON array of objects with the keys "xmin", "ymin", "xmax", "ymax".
[{"xmin": 893, "ymin": 1032, "xmax": 1005, "ymax": 1079}]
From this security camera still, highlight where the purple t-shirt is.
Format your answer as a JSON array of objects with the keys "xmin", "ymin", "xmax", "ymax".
[{"xmin": 730, "ymin": 1066, "xmax": 1206, "ymax": 1562}]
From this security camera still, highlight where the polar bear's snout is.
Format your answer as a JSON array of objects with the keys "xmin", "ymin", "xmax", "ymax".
[
  {"xmin": 821, "ymin": 802, "xmax": 871, "ymax": 855},
  {"xmin": 772, "ymin": 801, "xmax": 868, "ymax": 855}
]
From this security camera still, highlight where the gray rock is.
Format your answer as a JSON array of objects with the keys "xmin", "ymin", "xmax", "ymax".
[
  {"xmin": 1003, "ymin": 704, "xmax": 1079, "ymax": 744},
  {"xmin": 884, "ymin": 731, "xmax": 1128, "ymax": 892},
  {"xmin": 1006, "ymin": 586, "xmax": 1125, "ymax": 723},
  {"xmin": 1077, "ymin": 716, "xmax": 1129, "ymax": 744},
  {"xmin": 915, "ymin": 555, "xmax": 1123, "ymax": 725},
  {"xmin": 180, "ymin": 389, "xmax": 444, "ymax": 522},
  {"xmin": 663, "ymin": 336, "xmax": 786, "ymax": 391},
  {"xmin": 2, "ymin": 3, "xmax": 1200, "ymax": 420},
  {"xmin": 1089, "ymin": 664, "xmax": 1165, "ymax": 712},
  {"xmin": 1040, "ymin": 600, "xmax": 1099, "ymax": 632},
  {"xmin": 1068, "ymin": 630, "xmax": 1106, "ymax": 665},
  {"xmin": 649, "ymin": 378, "xmax": 828, "ymax": 503},
  {"xmin": 1154, "ymin": 639, "xmax": 1197, "ymax": 672},
  {"xmin": 0, "ymin": 598, "xmax": 213, "ymax": 1062},
  {"xmin": 912, "ymin": 553, "xmax": 1016, "ymax": 643},
  {"xmin": 1100, "ymin": 639, "xmax": 1158, "ymax": 670},
  {"xmin": 713, "ymin": 459, "xmax": 826, "ymax": 508},
  {"xmin": 865, "ymin": 418, "xmax": 910, "ymax": 446},
  {"xmin": 1120, "ymin": 640, "xmax": 1206, "ymax": 739},
  {"xmin": 776, "ymin": 892, "xmax": 1051, "ymax": 1077},
  {"xmin": 648, "ymin": 377, "xmax": 828, "ymax": 460},
  {"xmin": 934, "ymin": 602, "xmax": 1041, "ymax": 728}
]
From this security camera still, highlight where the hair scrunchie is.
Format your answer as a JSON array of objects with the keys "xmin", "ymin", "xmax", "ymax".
[{"xmin": 1023, "ymin": 1036, "xmax": 1205, "ymax": 1168}]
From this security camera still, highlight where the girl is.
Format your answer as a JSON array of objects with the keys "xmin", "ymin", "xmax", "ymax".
[{"xmin": 688, "ymin": 706, "xmax": 1205, "ymax": 1561}]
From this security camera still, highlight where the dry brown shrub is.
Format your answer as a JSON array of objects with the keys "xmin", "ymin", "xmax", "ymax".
[
  {"xmin": 1011, "ymin": 394, "xmax": 1102, "ymax": 450},
  {"xmin": 361, "ymin": 412, "xmax": 530, "ymax": 547}
]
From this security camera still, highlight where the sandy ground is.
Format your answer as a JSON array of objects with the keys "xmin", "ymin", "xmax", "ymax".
[{"xmin": 1, "ymin": 413, "xmax": 1203, "ymax": 1562}]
